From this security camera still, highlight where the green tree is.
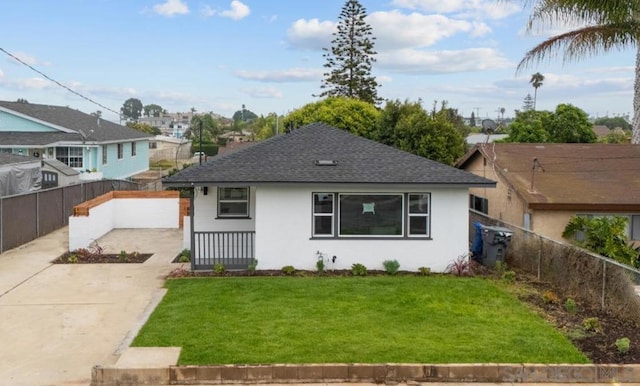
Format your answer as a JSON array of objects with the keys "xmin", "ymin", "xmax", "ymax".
[
  {"xmin": 232, "ymin": 107, "xmax": 257, "ymax": 123},
  {"xmin": 517, "ymin": 0, "xmax": 640, "ymax": 144},
  {"xmin": 121, "ymin": 98, "xmax": 143, "ymax": 120},
  {"xmin": 546, "ymin": 103, "xmax": 596, "ymax": 143},
  {"xmin": 529, "ymin": 72, "xmax": 544, "ymax": 110},
  {"xmin": 283, "ymin": 97, "xmax": 380, "ymax": 137},
  {"xmin": 143, "ymin": 104, "xmax": 164, "ymax": 117},
  {"xmin": 563, "ymin": 215, "xmax": 638, "ymax": 267},
  {"xmin": 469, "ymin": 111, "xmax": 476, "ymax": 127},
  {"xmin": 126, "ymin": 121, "xmax": 160, "ymax": 135},
  {"xmin": 601, "ymin": 130, "xmax": 630, "ymax": 143},
  {"xmin": 504, "ymin": 110, "xmax": 551, "ymax": 143},
  {"xmin": 374, "ymin": 99, "xmax": 465, "ymax": 165},
  {"xmin": 594, "ymin": 116, "xmax": 632, "ymax": 131},
  {"xmin": 91, "ymin": 110, "xmax": 102, "ymax": 118},
  {"xmin": 319, "ymin": 0, "xmax": 379, "ymax": 104},
  {"xmin": 522, "ymin": 94, "xmax": 535, "ymax": 111}
]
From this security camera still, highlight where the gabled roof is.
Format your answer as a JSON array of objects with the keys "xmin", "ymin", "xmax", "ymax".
[
  {"xmin": 0, "ymin": 101, "xmax": 151, "ymax": 142},
  {"xmin": 42, "ymin": 159, "xmax": 80, "ymax": 176},
  {"xmin": 457, "ymin": 143, "xmax": 640, "ymax": 210},
  {"xmin": 164, "ymin": 122, "xmax": 495, "ymax": 187},
  {"xmin": 0, "ymin": 132, "xmax": 82, "ymax": 147}
]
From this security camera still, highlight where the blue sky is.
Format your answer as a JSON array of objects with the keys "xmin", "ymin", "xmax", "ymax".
[{"xmin": 0, "ymin": 0, "xmax": 635, "ymax": 123}]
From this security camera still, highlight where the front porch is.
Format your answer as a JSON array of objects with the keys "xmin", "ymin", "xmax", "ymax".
[{"xmin": 191, "ymin": 231, "xmax": 255, "ymax": 270}]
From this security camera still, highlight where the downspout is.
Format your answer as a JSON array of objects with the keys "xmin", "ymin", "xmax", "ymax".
[{"xmin": 633, "ymin": 45, "xmax": 640, "ymax": 144}]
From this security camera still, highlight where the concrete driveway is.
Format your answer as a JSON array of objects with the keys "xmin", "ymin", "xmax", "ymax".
[{"xmin": 0, "ymin": 227, "xmax": 181, "ymax": 386}]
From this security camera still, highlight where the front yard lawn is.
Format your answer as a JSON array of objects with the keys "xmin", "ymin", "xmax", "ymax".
[{"xmin": 132, "ymin": 276, "xmax": 588, "ymax": 365}]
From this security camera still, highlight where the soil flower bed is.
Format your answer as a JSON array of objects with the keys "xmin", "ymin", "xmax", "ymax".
[{"xmin": 53, "ymin": 250, "xmax": 152, "ymax": 264}]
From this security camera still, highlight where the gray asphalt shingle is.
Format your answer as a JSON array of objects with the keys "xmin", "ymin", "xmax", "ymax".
[
  {"xmin": 0, "ymin": 101, "xmax": 150, "ymax": 142},
  {"xmin": 164, "ymin": 122, "xmax": 495, "ymax": 186}
]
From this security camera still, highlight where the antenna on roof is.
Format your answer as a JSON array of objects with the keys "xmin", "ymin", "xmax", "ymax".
[
  {"xmin": 481, "ymin": 119, "xmax": 497, "ymax": 144},
  {"xmin": 530, "ymin": 157, "xmax": 545, "ymax": 192}
]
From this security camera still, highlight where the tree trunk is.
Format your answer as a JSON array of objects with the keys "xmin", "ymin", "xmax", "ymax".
[{"xmin": 633, "ymin": 46, "xmax": 640, "ymax": 144}]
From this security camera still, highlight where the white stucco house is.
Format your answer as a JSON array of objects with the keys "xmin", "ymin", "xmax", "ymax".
[{"xmin": 163, "ymin": 123, "xmax": 495, "ymax": 272}]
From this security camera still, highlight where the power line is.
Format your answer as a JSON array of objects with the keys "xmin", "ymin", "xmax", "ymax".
[{"xmin": 0, "ymin": 47, "xmax": 120, "ymax": 116}]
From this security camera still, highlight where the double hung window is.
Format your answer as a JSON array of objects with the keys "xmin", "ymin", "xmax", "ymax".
[{"xmin": 218, "ymin": 187, "xmax": 249, "ymax": 218}]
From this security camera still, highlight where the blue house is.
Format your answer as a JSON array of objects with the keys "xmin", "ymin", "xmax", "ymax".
[{"xmin": 0, "ymin": 101, "xmax": 150, "ymax": 180}]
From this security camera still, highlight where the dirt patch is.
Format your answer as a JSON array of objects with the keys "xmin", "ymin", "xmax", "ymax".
[
  {"xmin": 53, "ymin": 251, "xmax": 153, "ymax": 264},
  {"xmin": 511, "ymin": 272, "xmax": 640, "ymax": 364}
]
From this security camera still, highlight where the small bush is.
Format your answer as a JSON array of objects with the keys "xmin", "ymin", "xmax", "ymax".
[
  {"xmin": 282, "ymin": 265, "xmax": 295, "ymax": 275},
  {"xmin": 418, "ymin": 267, "xmax": 431, "ymax": 276},
  {"xmin": 213, "ymin": 263, "xmax": 226, "ymax": 274},
  {"xmin": 382, "ymin": 259, "xmax": 400, "ymax": 275},
  {"xmin": 119, "ymin": 250, "xmax": 128, "ymax": 263},
  {"xmin": 351, "ymin": 263, "xmax": 367, "ymax": 276},
  {"xmin": 67, "ymin": 254, "xmax": 78, "ymax": 264},
  {"xmin": 582, "ymin": 317, "xmax": 602, "ymax": 333},
  {"xmin": 564, "ymin": 298, "xmax": 578, "ymax": 314},
  {"xmin": 616, "ymin": 337, "xmax": 631, "ymax": 354},
  {"xmin": 248, "ymin": 259, "xmax": 258, "ymax": 274},
  {"xmin": 542, "ymin": 290, "xmax": 559, "ymax": 304},
  {"xmin": 316, "ymin": 259, "xmax": 325, "ymax": 273},
  {"xmin": 502, "ymin": 270, "xmax": 516, "ymax": 283},
  {"xmin": 445, "ymin": 254, "xmax": 472, "ymax": 276},
  {"xmin": 179, "ymin": 255, "xmax": 190, "ymax": 263},
  {"xmin": 494, "ymin": 261, "xmax": 507, "ymax": 274}
]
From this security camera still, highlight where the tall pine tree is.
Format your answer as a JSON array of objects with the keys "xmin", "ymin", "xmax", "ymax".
[{"xmin": 319, "ymin": 0, "xmax": 380, "ymax": 104}]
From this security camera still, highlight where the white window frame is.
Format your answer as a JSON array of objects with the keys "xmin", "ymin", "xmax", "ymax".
[
  {"xmin": 313, "ymin": 193, "xmax": 334, "ymax": 237},
  {"xmin": 131, "ymin": 142, "xmax": 136, "ymax": 157},
  {"xmin": 102, "ymin": 145, "xmax": 108, "ymax": 165},
  {"xmin": 217, "ymin": 187, "xmax": 250, "ymax": 218},
  {"xmin": 408, "ymin": 193, "xmax": 430, "ymax": 237},
  {"xmin": 56, "ymin": 147, "xmax": 84, "ymax": 168}
]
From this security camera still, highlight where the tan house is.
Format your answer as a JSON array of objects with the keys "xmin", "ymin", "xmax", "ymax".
[
  {"xmin": 149, "ymin": 135, "xmax": 192, "ymax": 162},
  {"xmin": 456, "ymin": 143, "xmax": 640, "ymax": 242}
]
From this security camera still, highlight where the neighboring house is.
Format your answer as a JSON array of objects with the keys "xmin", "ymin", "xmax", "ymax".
[
  {"xmin": 0, "ymin": 101, "xmax": 151, "ymax": 180},
  {"xmin": 457, "ymin": 143, "xmax": 640, "ymax": 243},
  {"xmin": 216, "ymin": 141, "xmax": 257, "ymax": 156},
  {"xmin": 0, "ymin": 153, "xmax": 41, "ymax": 196},
  {"xmin": 41, "ymin": 159, "xmax": 80, "ymax": 188},
  {"xmin": 466, "ymin": 134, "xmax": 508, "ymax": 146},
  {"xmin": 149, "ymin": 135, "xmax": 192, "ymax": 162},
  {"xmin": 163, "ymin": 123, "xmax": 495, "ymax": 272},
  {"xmin": 592, "ymin": 125, "xmax": 611, "ymax": 139}
]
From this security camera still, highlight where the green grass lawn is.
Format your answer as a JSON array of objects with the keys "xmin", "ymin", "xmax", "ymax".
[{"xmin": 132, "ymin": 276, "xmax": 588, "ymax": 365}]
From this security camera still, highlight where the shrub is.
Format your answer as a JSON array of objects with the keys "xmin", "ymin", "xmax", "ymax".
[
  {"xmin": 67, "ymin": 254, "xmax": 78, "ymax": 264},
  {"xmin": 418, "ymin": 267, "xmax": 431, "ymax": 276},
  {"xmin": 582, "ymin": 317, "xmax": 602, "ymax": 333},
  {"xmin": 564, "ymin": 298, "xmax": 578, "ymax": 314},
  {"xmin": 282, "ymin": 265, "xmax": 295, "ymax": 275},
  {"xmin": 248, "ymin": 259, "xmax": 258, "ymax": 274},
  {"xmin": 213, "ymin": 263, "xmax": 226, "ymax": 274},
  {"xmin": 119, "ymin": 250, "xmax": 128, "ymax": 263},
  {"xmin": 179, "ymin": 255, "xmax": 190, "ymax": 263},
  {"xmin": 316, "ymin": 259, "xmax": 325, "ymax": 273},
  {"xmin": 502, "ymin": 270, "xmax": 516, "ymax": 283},
  {"xmin": 542, "ymin": 290, "xmax": 559, "ymax": 304},
  {"xmin": 494, "ymin": 261, "xmax": 507, "ymax": 274},
  {"xmin": 445, "ymin": 254, "xmax": 472, "ymax": 276},
  {"xmin": 616, "ymin": 337, "xmax": 631, "ymax": 354},
  {"xmin": 351, "ymin": 263, "xmax": 367, "ymax": 276},
  {"xmin": 382, "ymin": 259, "xmax": 400, "ymax": 275}
]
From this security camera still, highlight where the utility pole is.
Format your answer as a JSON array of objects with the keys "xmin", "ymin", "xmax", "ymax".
[{"xmin": 199, "ymin": 120, "xmax": 203, "ymax": 165}]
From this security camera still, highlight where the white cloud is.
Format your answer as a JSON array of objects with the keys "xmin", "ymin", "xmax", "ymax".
[
  {"xmin": 0, "ymin": 68, "xmax": 4, "ymax": 78},
  {"xmin": 390, "ymin": 0, "xmax": 520, "ymax": 20},
  {"xmin": 369, "ymin": 10, "xmax": 489, "ymax": 50},
  {"xmin": 377, "ymin": 47, "xmax": 512, "ymax": 74},
  {"xmin": 234, "ymin": 68, "xmax": 323, "ymax": 82},
  {"xmin": 220, "ymin": 0, "xmax": 250, "ymax": 20},
  {"xmin": 7, "ymin": 52, "xmax": 39, "ymax": 66},
  {"xmin": 152, "ymin": 0, "xmax": 189, "ymax": 17},
  {"xmin": 286, "ymin": 18, "xmax": 335, "ymax": 50},
  {"xmin": 240, "ymin": 86, "xmax": 283, "ymax": 98}
]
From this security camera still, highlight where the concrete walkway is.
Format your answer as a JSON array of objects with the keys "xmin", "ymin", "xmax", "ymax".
[{"xmin": 0, "ymin": 227, "xmax": 181, "ymax": 386}]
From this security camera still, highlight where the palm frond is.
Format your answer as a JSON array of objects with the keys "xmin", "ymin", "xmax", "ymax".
[{"xmin": 517, "ymin": 22, "xmax": 639, "ymax": 72}]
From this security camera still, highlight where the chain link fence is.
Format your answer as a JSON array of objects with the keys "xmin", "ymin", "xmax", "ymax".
[{"xmin": 470, "ymin": 210, "xmax": 640, "ymax": 322}]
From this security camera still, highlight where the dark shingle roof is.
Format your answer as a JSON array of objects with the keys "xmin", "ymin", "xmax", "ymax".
[
  {"xmin": 164, "ymin": 123, "xmax": 495, "ymax": 187},
  {"xmin": 0, "ymin": 101, "xmax": 150, "ymax": 142},
  {"xmin": 0, "ymin": 132, "xmax": 82, "ymax": 146},
  {"xmin": 0, "ymin": 152, "xmax": 39, "ymax": 166}
]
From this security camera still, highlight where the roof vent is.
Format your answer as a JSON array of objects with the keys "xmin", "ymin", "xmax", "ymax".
[{"xmin": 314, "ymin": 160, "xmax": 338, "ymax": 166}]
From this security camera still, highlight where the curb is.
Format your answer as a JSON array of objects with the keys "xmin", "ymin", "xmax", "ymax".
[{"xmin": 91, "ymin": 363, "xmax": 640, "ymax": 385}]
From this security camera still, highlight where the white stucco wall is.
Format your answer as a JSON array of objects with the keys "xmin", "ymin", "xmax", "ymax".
[
  {"xmin": 254, "ymin": 185, "xmax": 469, "ymax": 272},
  {"xmin": 69, "ymin": 197, "xmax": 179, "ymax": 250},
  {"xmin": 192, "ymin": 186, "xmax": 256, "ymax": 232}
]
